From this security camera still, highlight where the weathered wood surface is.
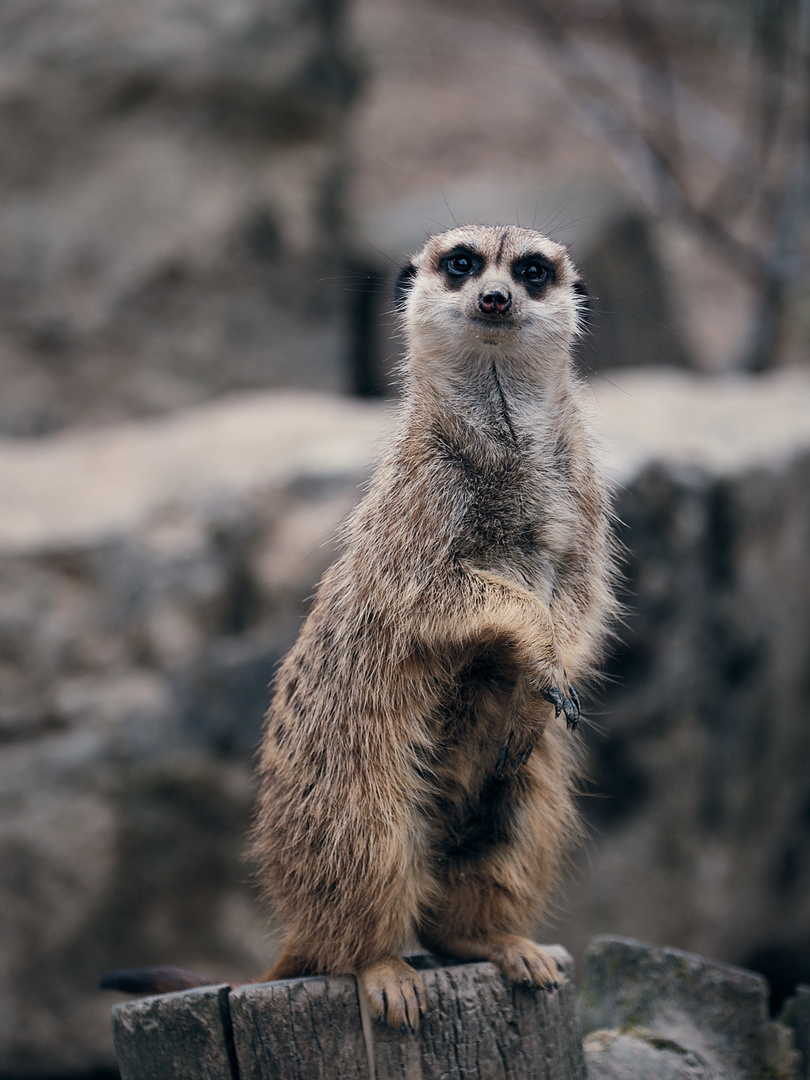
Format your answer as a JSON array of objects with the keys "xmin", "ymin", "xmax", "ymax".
[
  {"xmin": 112, "ymin": 948, "xmax": 586, "ymax": 1080},
  {"xmin": 229, "ymin": 975, "xmax": 369, "ymax": 1080},
  {"xmin": 112, "ymin": 983, "xmax": 235, "ymax": 1080}
]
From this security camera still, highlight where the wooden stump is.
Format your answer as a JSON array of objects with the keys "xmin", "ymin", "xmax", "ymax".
[{"xmin": 111, "ymin": 947, "xmax": 586, "ymax": 1080}]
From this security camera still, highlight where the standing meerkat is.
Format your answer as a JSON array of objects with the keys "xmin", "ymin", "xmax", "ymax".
[{"xmin": 252, "ymin": 223, "xmax": 617, "ymax": 1030}]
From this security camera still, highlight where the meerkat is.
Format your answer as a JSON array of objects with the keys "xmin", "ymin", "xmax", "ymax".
[
  {"xmin": 102, "ymin": 224, "xmax": 616, "ymax": 1033},
  {"xmin": 252, "ymin": 224, "xmax": 616, "ymax": 1029}
]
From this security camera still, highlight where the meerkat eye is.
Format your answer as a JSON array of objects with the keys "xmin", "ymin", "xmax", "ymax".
[
  {"xmin": 522, "ymin": 261, "xmax": 548, "ymax": 283},
  {"xmin": 514, "ymin": 256, "xmax": 556, "ymax": 291},
  {"xmin": 448, "ymin": 255, "xmax": 472, "ymax": 275},
  {"xmin": 440, "ymin": 249, "xmax": 481, "ymax": 279}
]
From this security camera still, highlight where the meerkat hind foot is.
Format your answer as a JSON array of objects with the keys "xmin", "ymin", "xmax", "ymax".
[
  {"xmin": 436, "ymin": 934, "xmax": 560, "ymax": 993},
  {"xmin": 357, "ymin": 955, "xmax": 425, "ymax": 1032},
  {"xmin": 491, "ymin": 936, "xmax": 560, "ymax": 991}
]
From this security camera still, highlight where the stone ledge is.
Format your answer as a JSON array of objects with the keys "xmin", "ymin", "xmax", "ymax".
[
  {"xmin": 0, "ymin": 392, "xmax": 391, "ymax": 554},
  {"xmin": 581, "ymin": 937, "xmax": 797, "ymax": 1079},
  {"xmin": 1, "ymin": 370, "xmax": 808, "ymax": 553}
]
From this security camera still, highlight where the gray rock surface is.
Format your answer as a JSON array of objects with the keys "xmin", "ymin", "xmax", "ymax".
[
  {"xmin": 580, "ymin": 936, "xmax": 797, "ymax": 1079},
  {"xmin": 782, "ymin": 985, "xmax": 810, "ymax": 1080},
  {"xmin": 0, "ymin": 0, "xmax": 359, "ymax": 436},
  {"xmin": 0, "ymin": 393, "xmax": 387, "ymax": 1074},
  {"xmin": 1, "ymin": 369, "xmax": 810, "ymax": 1072},
  {"xmin": 584, "ymin": 1029, "xmax": 713, "ymax": 1079},
  {"xmin": 563, "ymin": 370, "xmax": 810, "ymax": 995}
]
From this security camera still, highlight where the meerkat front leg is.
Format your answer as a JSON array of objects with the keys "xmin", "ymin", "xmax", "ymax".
[
  {"xmin": 494, "ymin": 674, "xmax": 580, "ymax": 778},
  {"xmin": 447, "ymin": 568, "xmax": 581, "ymax": 774},
  {"xmin": 458, "ymin": 567, "xmax": 579, "ymax": 693}
]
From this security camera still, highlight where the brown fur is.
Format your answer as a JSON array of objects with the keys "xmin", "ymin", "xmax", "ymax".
[{"xmin": 254, "ymin": 225, "xmax": 617, "ymax": 1030}]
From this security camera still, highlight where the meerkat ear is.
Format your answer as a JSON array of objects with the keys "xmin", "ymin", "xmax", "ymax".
[
  {"xmin": 394, "ymin": 261, "xmax": 418, "ymax": 311},
  {"xmin": 572, "ymin": 278, "xmax": 591, "ymax": 331}
]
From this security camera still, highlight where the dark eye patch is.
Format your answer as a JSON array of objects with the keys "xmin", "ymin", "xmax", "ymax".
[
  {"xmin": 394, "ymin": 260, "xmax": 418, "ymax": 310},
  {"xmin": 572, "ymin": 278, "xmax": 591, "ymax": 328},
  {"xmin": 438, "ymin": 247, "xmax": 484, "ymax": 287},
  {"xmin": 512, "ymin": 255, "xmax": 557, "ymax": 294}
]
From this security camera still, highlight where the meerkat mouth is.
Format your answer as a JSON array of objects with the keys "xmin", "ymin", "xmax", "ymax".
[{"xmin": 468, "ymin": 315, "xmax": 518, "ymax": 343}]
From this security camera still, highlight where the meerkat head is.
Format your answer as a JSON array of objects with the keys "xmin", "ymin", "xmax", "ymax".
[{"xmin": 395, "ymin": 224, "xmax": 588, "ymax": 388}]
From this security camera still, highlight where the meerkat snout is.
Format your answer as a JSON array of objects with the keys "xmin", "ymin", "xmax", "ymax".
[{"xmin": 477, "ymin": 283, "xmax": 512, "ymax": 316}]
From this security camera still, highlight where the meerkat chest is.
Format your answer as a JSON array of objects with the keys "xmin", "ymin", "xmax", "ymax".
[{"xmin": 449, "ymin": 440, "xmax": 571, "ymax": 596}]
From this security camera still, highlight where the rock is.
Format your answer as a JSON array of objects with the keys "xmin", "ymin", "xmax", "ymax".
[
  {"xmin": 781, "ymin": 986, "xmax": 810, "ymax": 1080},
  {"xmin": 584, "ymin": 1029, "xmax": 714, "ymax": 1080},
  {"xmin": 0, "ymin": 392, "xmax": 387, "ymax": 1074},
  {"xmin": 0, "ymin": 0, "xmax": 361, "ymax": 435},
  {"xmin": 580, "ymin": 936, "xmax": 798, "ymax": 1079},
  {"xmin": 560, "ymin": 370, "xmax": 810, "ymax": 1002}
]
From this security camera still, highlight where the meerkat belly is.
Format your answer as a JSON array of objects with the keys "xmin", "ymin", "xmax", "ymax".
[{"xmin": 420, "ymin": 647, "xmax": 526, "ymax": 867}]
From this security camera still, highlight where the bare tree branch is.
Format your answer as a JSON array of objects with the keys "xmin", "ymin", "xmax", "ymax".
[{"xmin": 502, "ymin": 0, "xmax": 810, "ymax": 368}]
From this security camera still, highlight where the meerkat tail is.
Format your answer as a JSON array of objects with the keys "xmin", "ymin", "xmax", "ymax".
[{"xmin": 99, "ymin": 965, "xmax": 215, "ymax": 994}]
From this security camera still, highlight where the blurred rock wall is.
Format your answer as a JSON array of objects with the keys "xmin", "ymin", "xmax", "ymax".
[
  {"xmin": 0, "ymin": 392, "xmax": 386, "ymax": 1073},
  {"xmin": 1, "ymin": 370, "xmax": 809, "ymax": 1074},
  {"xmin": 0, "ymin": 0, "xmax": 360, "ymax": 436},
  {"xmin": 569, "ymin": 372, "xmax": 810, "ymax": 1004}
]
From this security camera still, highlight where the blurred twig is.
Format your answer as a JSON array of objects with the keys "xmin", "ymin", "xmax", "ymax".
[{"xmin": 505, "ymin": 0, "xmax": 810, "ymax": 370}]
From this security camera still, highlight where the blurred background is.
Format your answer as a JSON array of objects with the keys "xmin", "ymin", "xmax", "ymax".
[{"xmin": 1, "ymin": 0, "xmax": 809, "ymax": 1075}]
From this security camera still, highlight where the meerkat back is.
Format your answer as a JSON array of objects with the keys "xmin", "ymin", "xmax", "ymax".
[{"xmin": 254, "ymin": 224, "xmax": 616, "ymax": 1030}]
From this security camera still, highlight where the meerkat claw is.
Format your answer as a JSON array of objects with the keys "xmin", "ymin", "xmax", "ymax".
[
  {"xmin": 562, "ymin": 691, "xmax": 580, "ymax": 731},
  {"xmin": 495, "ymin": 742, "xmax": 509, "ymax": 776},
  {"xmin": 495, "ymin": 741, "xmax": 515, "ymax": 778},
  {"xmin": 541, "ymin": 684, "xmax": 580, "ymax": 730},
  {"xmin": 542, "ymin": 685, "xmax": 565, "ymax": 716},
  {"xmin": 517, "ymin": 743, "xmax": 534, "ymax": 768},
  {"xmin": 496, "ymin": 735, "xmax": 534, "ymax": 777}
]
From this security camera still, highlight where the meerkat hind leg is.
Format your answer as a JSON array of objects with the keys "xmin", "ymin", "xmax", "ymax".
[
  {"xmin": 430, "ymin": 932, "xmax": 560, "ymax": 992},
  {"xmin": 257, "ymin": 941, "xmax": 313, "ymax": 983},
  {"xmin": 357, "ymin": 955, "xmax": 426, "ymax": 1032}
]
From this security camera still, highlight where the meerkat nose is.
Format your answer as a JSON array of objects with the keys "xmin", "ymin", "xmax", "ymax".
[{"xmin": 478, "ymin": 285, "xmax": 512, "ymax": 315}]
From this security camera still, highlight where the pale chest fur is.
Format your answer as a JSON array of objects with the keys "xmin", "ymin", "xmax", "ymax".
[{"xmin": 425, "ymin": 399, "xmax": 598, "ymax": 608}]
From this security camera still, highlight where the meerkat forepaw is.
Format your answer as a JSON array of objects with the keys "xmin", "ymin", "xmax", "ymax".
[
  {"xmin": 357, "ymin": 957, "xmax": 425, "ymax": 1033},
  {"xmin": 495, "ymin": 732, "xmax": 534, "ymax": 777},
  {"xmin": 541, "ymin": 683, "xmax": 581, "ymax": 731}
]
